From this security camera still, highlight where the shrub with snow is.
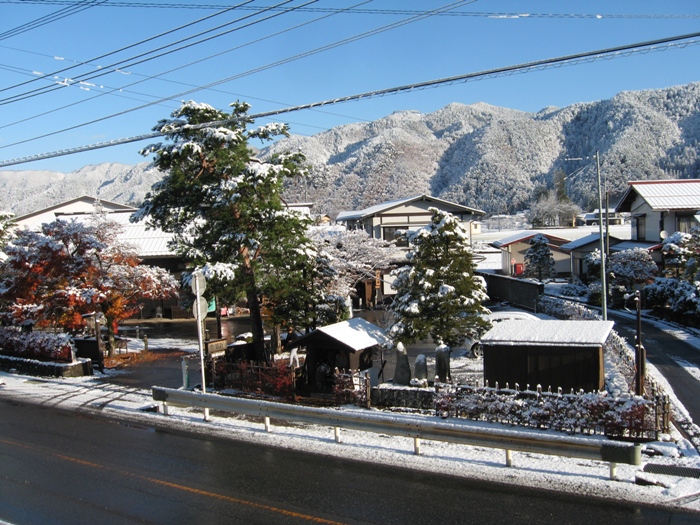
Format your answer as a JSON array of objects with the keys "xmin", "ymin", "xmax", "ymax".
[{"xmin": 0, "ymin": 328, "xmax": 73, "ymax": 363}]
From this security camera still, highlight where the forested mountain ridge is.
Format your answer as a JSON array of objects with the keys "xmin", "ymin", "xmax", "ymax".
[
  {"xmin": 2, "ymin": 82, "xmax": 698, "ymax": 218},
  {"xmin": 269, "ymin": 81, "xmax": 700, "ymax": 216}
]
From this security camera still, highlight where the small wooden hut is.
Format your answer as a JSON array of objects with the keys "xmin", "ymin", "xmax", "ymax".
[
  {"xmin": 481, "ymin": 320, "xmax": 614, "ymax": 393},
  {"xmin": 288, "ymin": 318, "xmax": 388, "ymax": 391}
]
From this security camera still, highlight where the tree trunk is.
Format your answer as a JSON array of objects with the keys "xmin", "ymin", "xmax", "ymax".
[
  {"xmin": 246, "ymin": 288, "xmax": 268, "ymax": 364},
  {"xmin": 104, "ymin": 314, "xmax": 116, "ymax": 358},
  {"xmin": 272, "ymin": 324, "xmax": 282, "ymax": 354}
]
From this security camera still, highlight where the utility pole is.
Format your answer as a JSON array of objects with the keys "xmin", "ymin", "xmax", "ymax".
[
  {"xmin": 596, "ymin": 151, "xmax": 608, "ymax": 321},
  {"xmin": 565, "ymin": 151, "xmax": 607, "ymax": 320},
  {"xmin": 635, "ymin": 291, "xmax": 646, "ymax": 396}
]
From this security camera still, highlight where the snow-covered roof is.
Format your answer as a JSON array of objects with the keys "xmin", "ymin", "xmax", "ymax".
[
  {"xmin": 15, "ymin": 195, "xmax": 136, "ymax": 223},
  {"xmin": 609, "ymin": 240, "xmax": 662, "ymax": 252},
  {"xmin": 336, "ymin": 194, "xmax": 484, "ymax": 222},
  {"xmin": 559, "ymin": 233, "xmax": 621, "ymax": 252},
  {"xmin": 293, "ymin": 317, "xmax": 389, "ymax": 352},
  {"xmin": 490, "ymin": 231, "xmax": 571, "ymax": 249},
  {"xmin": 481, "ymin": 320, "xmax": 614, "ymax": 347},
  {"xmin": 616, "ymin": 180, "xmax": 700, "ymax": 212},
  {"xmin": 55, "ymin": 210, "xmax": 176, "ymax": 258}
]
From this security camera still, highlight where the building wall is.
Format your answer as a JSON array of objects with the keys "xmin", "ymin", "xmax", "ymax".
[
  {"xmin": 479, "ymin": 272, "xmax": 543, "ymax": 311},
  {"xmin": 502, "ymin": 241, "xmax": 570, "ymax": 276},
  {"xmin": 483, "ymin": 344, "xmax": 604, "ymax": 393}
]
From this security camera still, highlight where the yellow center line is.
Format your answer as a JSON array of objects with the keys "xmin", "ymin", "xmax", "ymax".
[{"xmin": 1, "ymin": 437, "xmax": 348, "ymax": 525}]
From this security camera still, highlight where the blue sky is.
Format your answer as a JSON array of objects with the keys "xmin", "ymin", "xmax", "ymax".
[{"xmin": 0, "ymin": 0, "xmax": 698, "ymax": 172}]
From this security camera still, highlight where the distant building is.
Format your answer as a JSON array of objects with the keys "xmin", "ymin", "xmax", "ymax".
[
  {"xmin": 560, "ymin": 233, "xmax": 621, "ymax": 280},
  {"xmin": 489, "ymin": 231, "xmax": 571, "ymax": 277},
  {"xmin": 579, "ymin": 208, "xmax": 626, "ymax": 226}
]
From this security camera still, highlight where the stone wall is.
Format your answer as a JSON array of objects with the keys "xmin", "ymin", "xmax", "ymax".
[
  {"xmin": 371, "ymin": 386, "xmax": 435, "ymax": 410},
  {"xmin": 0, "ymin": 355, "xmax": 93, "ymax": 378}
]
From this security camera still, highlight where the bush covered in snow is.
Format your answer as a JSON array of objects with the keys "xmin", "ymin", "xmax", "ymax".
[
  {"xmin": 0, "ymin": 328, "xmax": 73, "ymax": 363},
  {"xmin": 558, "ymin": 279, "xmax": 589, "ymax": 298},
  {"xmin": 435, "ymin": 385, "xmax": 656, "ymax": 439}
]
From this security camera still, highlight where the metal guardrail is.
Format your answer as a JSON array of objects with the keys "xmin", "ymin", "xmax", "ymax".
[{"xmin": 151, "ymin": 386, "xmax": 641, "ymax": 480}]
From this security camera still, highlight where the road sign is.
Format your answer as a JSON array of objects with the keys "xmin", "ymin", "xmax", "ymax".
[
  {"xmin": 193, "ymin": 296, "xmax": 208, "ymax": 320},
  {"xmin": 191, "ymin": 271, "xmax": 206, "ymax": 296}
]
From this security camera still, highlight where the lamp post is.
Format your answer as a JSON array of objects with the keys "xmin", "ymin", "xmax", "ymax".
[{"xmin": 565, "ymin": 151, "xmax": 607, "ymax": 320}]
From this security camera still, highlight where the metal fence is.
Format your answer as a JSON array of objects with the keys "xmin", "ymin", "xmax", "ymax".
[{"xmin": 151, "ymin": 386, "xmax": 641, "ymax": 480}]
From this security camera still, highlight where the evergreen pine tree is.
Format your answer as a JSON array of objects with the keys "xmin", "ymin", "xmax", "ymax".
[
  {"xmin": 524, "ymin": 234, "xmax": 557, "ymax": 282},
  {"xmin": 134, "ymin": 101, "xmax": 311, "ymax": 362},
  {"xmin": 389, "ymin": 208, "xmax": 491, "ymax": 349}
]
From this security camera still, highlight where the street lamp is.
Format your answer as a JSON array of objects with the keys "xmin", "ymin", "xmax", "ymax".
[{"xmin": 565, "ymin": 151, "xmax": 607, "ymax": 320}]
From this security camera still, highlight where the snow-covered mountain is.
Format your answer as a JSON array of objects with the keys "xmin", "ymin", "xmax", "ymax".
[
  {"xmin": 269, "ymin": 82, "xmax": 700, "ymax": 216},
  {"xmin": 3, "ymin": 82, "xmax": 699, "ymax": 218},
  {"xmin": 0, "ymin": 163, "xmax": 164, "ymax": 217}
]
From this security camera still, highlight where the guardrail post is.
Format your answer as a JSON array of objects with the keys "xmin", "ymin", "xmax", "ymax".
[
  {"xmin": 505, "ymin": 449, "xmax": 513, "ymax": 467},
  {"xmin": 161, "ymin": 401, "xmax": 169, "ymax": 416},
  {"xmin": 609, "ymin": 462, "xmax": 618, "ymax": 480},
  {"xmin": 414, "ymin": 437, "xmax": 421, "ymax": 455},
  {"xmin": 334, "ymin": 426, "xmax": 341, "ymax": 443},
  {"xmin": 265, "ymin": 416, "xmax": 271, "ymax": 433}
]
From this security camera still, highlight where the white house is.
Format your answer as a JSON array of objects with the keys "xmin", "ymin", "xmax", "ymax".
[{"xmin": 615, "ymin": 180, "xmax": 700, "ymax": 242}]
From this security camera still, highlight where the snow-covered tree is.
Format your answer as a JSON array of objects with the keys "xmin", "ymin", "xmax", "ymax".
[
  {"xmin": 0, "ymin": 211, "xmax": 15, "ymax": 252},
  {"xmin": 308, "ymin": 227, "xmax": 403, "ymax": 299},
  {"xmin": 608, "ymin": 248, "xmax": 657, "ymax": 289},
  {"xmin": 134, "ymin": 100, "xmax": 311, "ymax": 362},
  {"xmin": 389, "ymin": 208, "xmax": 491, "ymax": 349},
  {"xmin": 524, "ymin": 234, "xmax": 557, "ymax": 282},
  {"xmin": 0, "ymin": 216, "xmax": 179, "ymax": 355},
  {"xmin": 661, "ymin": 231, "xmax": 692, "ymax": 278}
]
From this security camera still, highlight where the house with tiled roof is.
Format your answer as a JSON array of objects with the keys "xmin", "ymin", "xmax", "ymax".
[
  {"xmin": 336, "ymin": 194, "xmax": 484, "ymax": 247},
  {"xmin": 335, "ymin": 195, "xmax": 485, "ymax": 305}
]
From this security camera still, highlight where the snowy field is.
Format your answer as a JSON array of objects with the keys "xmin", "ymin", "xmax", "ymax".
[{"xmin": 3, "ymin": 316, "xmax": 700, "ymax": 513}]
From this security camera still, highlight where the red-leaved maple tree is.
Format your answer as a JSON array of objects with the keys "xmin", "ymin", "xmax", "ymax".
[{"xmin": 0, "ymin": 211, "xmax": 179, "ymax": 356}]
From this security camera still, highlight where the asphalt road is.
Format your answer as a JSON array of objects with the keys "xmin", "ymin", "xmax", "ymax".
[
  {"xmin": 608, "ymin": 310, "xmax": 700, "ymax": 425},
  {"xmin": 1, "ymin": 400, "xmax": 697, "ymax": 525}
]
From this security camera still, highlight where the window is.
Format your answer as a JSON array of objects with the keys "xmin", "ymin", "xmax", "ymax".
[
  {"xmin": 633, "ymin": 215, "xmax": 646, "ymax": 241},
  {"xmin": 677, "ymin": 215, "xmax": 695, "ymax": 234},
  {"xmin": 383, "ymin": 227, "xmax": 408, "ymax": 247}
]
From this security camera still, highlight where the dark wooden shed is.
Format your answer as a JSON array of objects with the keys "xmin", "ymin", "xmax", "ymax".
[
  {"xmin": 481, "ymin": 320, "xmax": 614, "ymax": 393},
  {"xmin": 288, "ymin": 318, "xmax": 388, "ymax": 391}
]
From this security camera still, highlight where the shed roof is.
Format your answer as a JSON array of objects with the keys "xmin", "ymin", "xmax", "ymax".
[
  {"xmin": 616, "ymin": 180, "xmax": 700, "ymax": 212},
  {"xmin": 291, "ymin": 317, "xmax": 389, "ymax": 353},
  {"xmin": 609, "ymin": 240, "xmax": 662, "ymax": 252},
  {"xmin": 481, "ymin": 320, "xmax": 614, "ymax": 347}
]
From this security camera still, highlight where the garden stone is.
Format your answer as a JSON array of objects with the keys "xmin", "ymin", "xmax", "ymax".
[
  {"xmin": 414, "ymin": 354, "xmax": 428, "ymax": 381},
  {"xmin": 393, "ymin": 343, "xmax": 412, "ymax": 386},
  {"xmin": 435, "ymin": 344, "xmax": 451, "ymax": 383}
]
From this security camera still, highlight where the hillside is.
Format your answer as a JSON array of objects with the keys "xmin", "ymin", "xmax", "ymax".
[{"xmin": 2, "ymin": 82, "xmax": 699, "ymax": 218}]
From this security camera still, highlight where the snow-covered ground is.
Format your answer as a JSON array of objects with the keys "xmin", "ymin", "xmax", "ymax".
[{"xmin": 2, "ymin": 319, "xmax": 700, "ymax": 513}]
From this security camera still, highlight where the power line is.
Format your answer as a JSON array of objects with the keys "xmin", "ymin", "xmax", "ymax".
[
  {"xmin": 5, "ymin": 1, "xmax": 700, "ymax": 18},
  {"xmin": 0, "ymin": 0, "xmax": 256, "ymax": 97},
  {"xmin": 0, "ymin": 0, "xmax": 300, "ymax": 105},
  {"xmin": 0, "ymin": 0, "xmax": 374, "ymax": 133},
  {"xmin": 2, "ymin": 30, "xmax": 699, "ymax": 169},
  {"xmin": 0, "ymin": 0, "xmax": 106, "ymax": 41},
  {"xmin": 0, "ymin": 0, "xmax": 471, "ymax": 150}
]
